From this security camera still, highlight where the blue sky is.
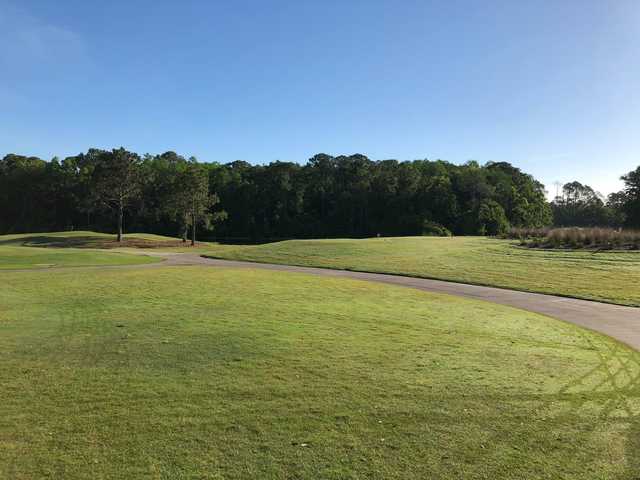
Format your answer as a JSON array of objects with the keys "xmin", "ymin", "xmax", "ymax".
[{"xmin": 1, "ymin": 0, "xmax": 638, "ymax": 196}]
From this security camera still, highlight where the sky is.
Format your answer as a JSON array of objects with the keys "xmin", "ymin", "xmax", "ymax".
[{"xmin": 1, "ymin": 0, "xmax": 638, "ymax": 196}]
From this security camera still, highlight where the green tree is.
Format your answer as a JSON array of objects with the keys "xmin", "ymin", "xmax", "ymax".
[
  {"xmin": 0, "ymin": 154, "xmax": 49, "ymax": 233},
  {"xmin": 478, "ymin": 200, "xmax": 510, "ymax": 235},
  {"xmin": 485, "ymin": 161, "xmax": 551, "ymax": 228},
  {"xmin": 91, "ymin": 148, "xmax": 143, "ymax": 242},
  {"xmin": 2, "ymin": 148, "xmax": 567, "ymax": 238},
  {"xmin": 551, "ymin": 181, "xmax": 617, "ymax": 227},
  {"xmin": 620, "ymin": 166, "xmax": 640, "ymax": 228},
  {"xmin": 170, "ymin": 162, "xmax": 226, "ymax": 245}
]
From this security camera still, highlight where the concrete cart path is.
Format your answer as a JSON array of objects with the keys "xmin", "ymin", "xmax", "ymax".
[{"xmin": 5, "ymin": 251, "xmax": 639, "ymax": 351}]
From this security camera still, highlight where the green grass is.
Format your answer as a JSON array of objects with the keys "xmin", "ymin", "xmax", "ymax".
[
  {"xmin": 202, "ymin": 236, "xmax": 640, "ymax": 306},
  {"xmin": 1, "ymin": 266, "xmax": 639, "ymax": 479},
  {"xmin": 0, "ymin": 231, "xmax": 169, "ymax": 269},
  {"xmin": 0, "ymin": 245, "xmax": 159, "ymax": 269}
]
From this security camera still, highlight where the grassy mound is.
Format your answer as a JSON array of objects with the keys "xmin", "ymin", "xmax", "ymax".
[
  {"xmin": 1, "ymin": 266, "xmax": 639, "ymax": 478},
  {"xmin": 0, "ymin": 231, "xmax": 198, "ymax": 249},
  {"xmin": 0, "ymin": 232, "xmax": 164, "ymax": 269},
  {"xmin": 202, "ymin": 236, "xmax": 640, "ymax": 306}
]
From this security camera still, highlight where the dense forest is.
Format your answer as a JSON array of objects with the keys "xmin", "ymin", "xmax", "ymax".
[{"xmin": 1, "ymin": 149, "xmax": 639, "ymax": 240}]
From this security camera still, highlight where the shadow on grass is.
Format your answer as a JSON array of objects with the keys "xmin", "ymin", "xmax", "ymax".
[
  {"xmin": 558, "ymin": 331, "xmax": 640, "ymax": 475},
  {"xmin": 627, "ymin": 411, "xmax": 640, "ymax": 477},
  {"xmin": 0, "ymin": 235, "xmax": 190, "ymax": 249},
  {"xmin": 453, "ymin": 331, "xmax": 640, "ymax": 475}
]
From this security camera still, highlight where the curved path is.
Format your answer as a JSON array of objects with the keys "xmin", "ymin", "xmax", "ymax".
[
  {"xmin": 6, "ymin": 251, "xmax": 639, "ymax": 350},
  {"xmin": 148, "ymin": 253, "xmax": 640, "ymax": 351}
]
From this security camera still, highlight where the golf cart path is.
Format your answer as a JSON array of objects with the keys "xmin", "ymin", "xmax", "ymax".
[
  {"xmin": 6, "ymin": 251, "xmax": 638, "ymax": 351},
  {"xmin": 155, "ymin": 253, "xmax": 640, "ymax": 351}
]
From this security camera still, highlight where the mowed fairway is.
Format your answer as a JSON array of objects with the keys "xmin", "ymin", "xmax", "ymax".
[
  {"xmin": 2, "ymin": 266, "xmax": 639, "ymax": 479},
  {"xmin": 204, "ymin": 237, "xmax": 640, "ymax": 306}
]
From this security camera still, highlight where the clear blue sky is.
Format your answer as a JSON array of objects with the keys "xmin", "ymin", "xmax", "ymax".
[{"xmin": 1, "ymin": 0, "xmax": 638, "ymax": 196}]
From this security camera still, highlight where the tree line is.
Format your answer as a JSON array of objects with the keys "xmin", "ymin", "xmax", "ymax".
[
  {"xmin": 551, "ymin": 172, "xmax": 640, "ymax": 229},
  {"xmin": 0, "ymin": 149, "xmax": 224, "ymax": 244},
  {"xmin": 1, "ymin": 148, "xmax": 638, "ymax": 240}
]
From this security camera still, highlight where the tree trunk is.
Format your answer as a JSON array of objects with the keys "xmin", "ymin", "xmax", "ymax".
[
  {"xmin": 117, "ymin": 202, "xmax": 123, "ymax": 242},
  {"xmin": 191, "ymin": 212, "xmax": 196, "ymax": 246},
  {"xmin": 182, "ymin": 226, "xmax": 187, "ymax": 243}
]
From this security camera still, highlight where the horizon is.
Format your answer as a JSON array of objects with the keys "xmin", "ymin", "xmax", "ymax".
[{"xmin": 2, "ymin": 0, "xmax": 638, "ymax": 196}]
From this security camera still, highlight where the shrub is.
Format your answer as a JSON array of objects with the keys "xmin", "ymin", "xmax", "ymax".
[
  {"xmin": 503, "ymin": 227, "xmax": 550, "ymax": 241},
  {"xmin": 422, "ymin": 220, "xmax": 452, "ymax": 237}
]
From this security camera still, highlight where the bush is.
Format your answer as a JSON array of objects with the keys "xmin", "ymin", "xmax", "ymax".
[
  {"xmin": 503, "ymin": 227, "xmax": 550, "ymax": 241},
  {"xmin": 422, "ymin": 220, "xmax": 452, "ymax": 237}
]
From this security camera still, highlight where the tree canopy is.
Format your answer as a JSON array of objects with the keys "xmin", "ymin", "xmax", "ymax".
[
  {"xmin": 551, "ymin": 181, "xmax": 621, "ymax": 227},
  {"xmin": 549, "ymin": 172, "xmax": 640, "ymax": 229},
  {"xmin": 618, "ymin": 166, "xmax": 640, "ymax": 228},
  {"xmin": 4, "ymin": 149, "xmax": 634, "ymax": 239}
]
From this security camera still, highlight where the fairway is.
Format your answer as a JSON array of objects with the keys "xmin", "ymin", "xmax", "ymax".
[
  {"xmin": 203, "ymin": 236, "xmax": 640, "ymax": 306},
  {"xmin": 2, "ymin": 266, "xmax": 639, "ymax": 479}
]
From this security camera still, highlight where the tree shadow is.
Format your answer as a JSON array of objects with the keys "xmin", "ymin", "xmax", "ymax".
[
  {"xmin": 563, "ymin": 331, "xmax": 640, "ymax": 477},
  {"xmin": 0, "ymin": 235, "xmax": 103, "ymax": 248},
  {"xmin": 438, "ymin": 330, "xmax": 640, "ymax": 475},
  {"xmin": 0, "ymin": 235, "xmax": 187, "ymax": 249}
]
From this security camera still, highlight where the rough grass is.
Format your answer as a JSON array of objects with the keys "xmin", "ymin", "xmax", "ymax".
[
  {"xmin": 1, "ymin": 266, "xmax": 639, "ymax": 479},
  {"xmin": 506, "ymin": 227, "xmax": 640, "ymax": 250},
  {"xmin": 202, "ymin": 236, "xmax": 640, "ymax": 306}
]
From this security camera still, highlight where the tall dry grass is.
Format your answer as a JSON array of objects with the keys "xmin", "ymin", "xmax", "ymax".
[{"xmin": 505, "ymin": 227, "xmax": 640, "ymax": 250}]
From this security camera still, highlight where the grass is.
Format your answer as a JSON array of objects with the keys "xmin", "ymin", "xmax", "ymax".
[
  {"xmin": 1, "ymin": 265, "xmax": 639, "ymax": 479},
  {"xmin": 4, "ymin": 232, "xmax": 639, "ymax": 305},
  {"xmin": 202, "ymin": 236, "xmax": 640, "ymax": 306},
  {"xmin": 0, "ymin": 246, "xmax": 159, "ymax": 269},
  {"xmin": 0, "ymin": 231, "xmax": 172, "ymax": 269}
]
